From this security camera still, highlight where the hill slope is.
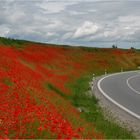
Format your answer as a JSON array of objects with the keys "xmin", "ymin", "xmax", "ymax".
[{"xmin": 0, "ymin": 37, "xmax": 140, "ymax": 139}]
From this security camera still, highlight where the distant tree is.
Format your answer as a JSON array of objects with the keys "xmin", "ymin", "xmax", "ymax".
[
  {"xmin": 112, "ymin": 44, "xmax": 117, "ymax": 49},
  {"xmin": 130, "ymin": 47, "xmax": 135, "ymax": 50},
  {"xmin": 130, "ymin": 47, "xmax": 136, "ymax": 53}
]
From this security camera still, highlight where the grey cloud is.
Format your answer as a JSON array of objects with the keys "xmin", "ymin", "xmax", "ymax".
[{"xmin": 0, "ymin": 0, "xmax": 140, "ymax": 48}]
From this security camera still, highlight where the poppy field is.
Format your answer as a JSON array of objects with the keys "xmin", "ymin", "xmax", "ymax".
[{"xmin": 0, "ymin": 37, "xmax": 140, "ymax": 139}]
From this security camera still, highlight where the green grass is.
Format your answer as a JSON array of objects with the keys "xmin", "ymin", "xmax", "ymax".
[
  {"xmin": 44, "ymin": 72, "xmax": 136, "ymax": 138},
  {"xmin": 2, "ymin": 78, "xmax": 13, "ymax": 86},
  {"xmin": 0, "ymin": 37, "xmax": 137, "ymax": 138},
  {"xmin": 46, "ymin": 83, "xmax": 67, "ymax": 98},
  {"xmin": 0, "ymin": 37, "xmax": 29, "ymax": 48},
  {"xmin": 24, "ymin": 119, "xmax": 52, "ymax": 138},
  {"xmin": 66, "ymin": 74, "xmax": 136, "ymax": 139}
]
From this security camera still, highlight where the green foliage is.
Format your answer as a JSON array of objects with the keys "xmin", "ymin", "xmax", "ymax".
[
  {"xmin": 67, "ymin": 75, "xmax": 135, "ymax": 139},
  {"xmin": 112, "ymin": 44, "xmax": 117, "ymax": 48},
  {"xmin": 2, "ymin": 78, "xmax": 13, "ymax": 86},
  {"xmin": 80, "ymin": 46, "xmax": 99, "ymax": 52},
  {"xmin": 46, "ymin": 83, "xmax": 67, "ymax": 98},
  {"xmin": 0, "ymin": 37, "xmax": 138, "ymax": 138},
  {"xmin": 0, "ymin": 37, "xmax": 29, "ymax": 47}
]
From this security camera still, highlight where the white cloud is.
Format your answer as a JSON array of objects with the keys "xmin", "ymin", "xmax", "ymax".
[
  {"xmin": 118, "ymin": 15, "xmax": 140, "ymax": 32},
  {"xmin": 104, "ymin": 29, "xmax": 118, "ymax": 38},
  {"xmin": 68, "ymin": 11, "xmax": 85, "ymax": 16},
  {"xmin": 118, "ymin": 15, "xmax": 140, "ymax": 23},
  {"xmin": 73, "ymin": 21, "xmax": 99, "ymax": 38},
  {"xmin": 62, "ymin": 32, "xmax": 73, "ymax": 40},
  {"xmin": 0, "ymin": 26, "xmax": 10, "ymax": 37},
  {"xmin": 8, "ymin": 11, "xmax": 25, "ymax": 23},
  {"xmin": 37, "ymin": 2, "xmax": 65, "ymax": 13},
  {"xmin": 37, "ymin": 1, "xmax": 77, "ymax": 14},
  {"xmin": 88, "ymin": 9, "xmax": 97, "ymax": 13},
  {"xmin": 0, "ymin": 1, "xmax": 140, "ymax": 48},
  {"xmin": 47, "ymin": 20, "xmax": 62, "ymax": 29},
  {"xmin": 102, "ymin": 15, "xmax": 140, "ymax": 41},
  {"xmin": 46, "ymin": 32, "xmax": 55, "ymax": 37}
]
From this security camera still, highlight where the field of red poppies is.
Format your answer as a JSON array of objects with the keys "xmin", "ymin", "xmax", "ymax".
[{"xmin": 0, "ymin": 38, "xmax": 140, "ymax": 139}]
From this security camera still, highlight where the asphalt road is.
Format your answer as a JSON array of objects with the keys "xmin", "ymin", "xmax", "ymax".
[{"xmin": 97, "ymin": 71, "xmax": 140, "ymax": 120}]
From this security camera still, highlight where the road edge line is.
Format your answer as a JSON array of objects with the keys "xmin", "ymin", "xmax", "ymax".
[{"xmin": 97, "ymin": 71, "xmax": 140, "ymax": 120}]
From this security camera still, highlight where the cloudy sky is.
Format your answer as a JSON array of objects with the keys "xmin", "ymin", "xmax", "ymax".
[{"xmin": 0, "ymin": 0, "xmax": 140, "ymax": 48}]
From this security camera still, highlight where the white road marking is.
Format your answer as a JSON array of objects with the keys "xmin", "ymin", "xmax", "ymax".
[
  {"xmin": 97, "ymin": 71, "xmax": 140, "ymax": 120},
  {"xmin": 126, "ymin": 75, "xmax": 140, "ymax": 95}
]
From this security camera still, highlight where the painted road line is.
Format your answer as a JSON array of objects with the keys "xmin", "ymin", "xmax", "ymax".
[
  {"xmin": 97, "ymin": 72, "xmax": 140, "ymax": 120},
  {"xmin": 126, "ymin": 75, "xmax": 140, "ymax": 95}
]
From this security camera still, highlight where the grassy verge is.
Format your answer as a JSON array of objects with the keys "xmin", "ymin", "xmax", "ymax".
[
  {"xmin": 66, "ymin": 74, "xmax": 136, "ymax": 139},
  {"xmin": 47, "ymin": 83, "xmax": 67, "ymax": 98},
  {"xmin": 0, "ymin": 37, "xmax": 29, "ymax": 48}
]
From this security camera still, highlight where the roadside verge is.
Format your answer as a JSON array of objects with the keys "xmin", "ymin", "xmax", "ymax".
[{"xmin": 92, "ymin": 74, "xmax": 140, "ymax": 138}]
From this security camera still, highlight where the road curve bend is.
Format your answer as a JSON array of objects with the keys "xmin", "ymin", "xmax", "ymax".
[{"xmin": 97, "ymin": 71, "xmax": 140, "ymax": 120}]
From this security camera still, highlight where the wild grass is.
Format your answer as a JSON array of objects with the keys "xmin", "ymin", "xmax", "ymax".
[
  {"xmin": 0, "ymin": 37, "xmax": 29, "ymax": 47},
  {"xmin": 1, "ymin": 37, "xmax": 139, "ymax": 138},
  {"xmin": 47, "ymin": 83, "xmax": 67, "ymax": 98},
  {"xmin": 67, "ymin": 74, "xmax": 136, "ymax": 139},
  {"xmin": 45, "ymin": 74, "xmax": 136, "ymax": 138}
]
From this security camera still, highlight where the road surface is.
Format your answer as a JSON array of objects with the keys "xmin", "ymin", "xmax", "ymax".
[{"xmin": 97, "ymin": 71, "xmax": 140, "ymax": 120}]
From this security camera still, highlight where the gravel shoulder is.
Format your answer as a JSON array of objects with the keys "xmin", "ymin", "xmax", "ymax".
[{"xmin": 91, "ymin": 75, "xmax": 140, "ymax": 138}]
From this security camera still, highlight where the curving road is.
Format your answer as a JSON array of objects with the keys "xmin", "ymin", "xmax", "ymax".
[{"xmin": 97, "ymin": 71, "xmax": 140, "ymax": 120}]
